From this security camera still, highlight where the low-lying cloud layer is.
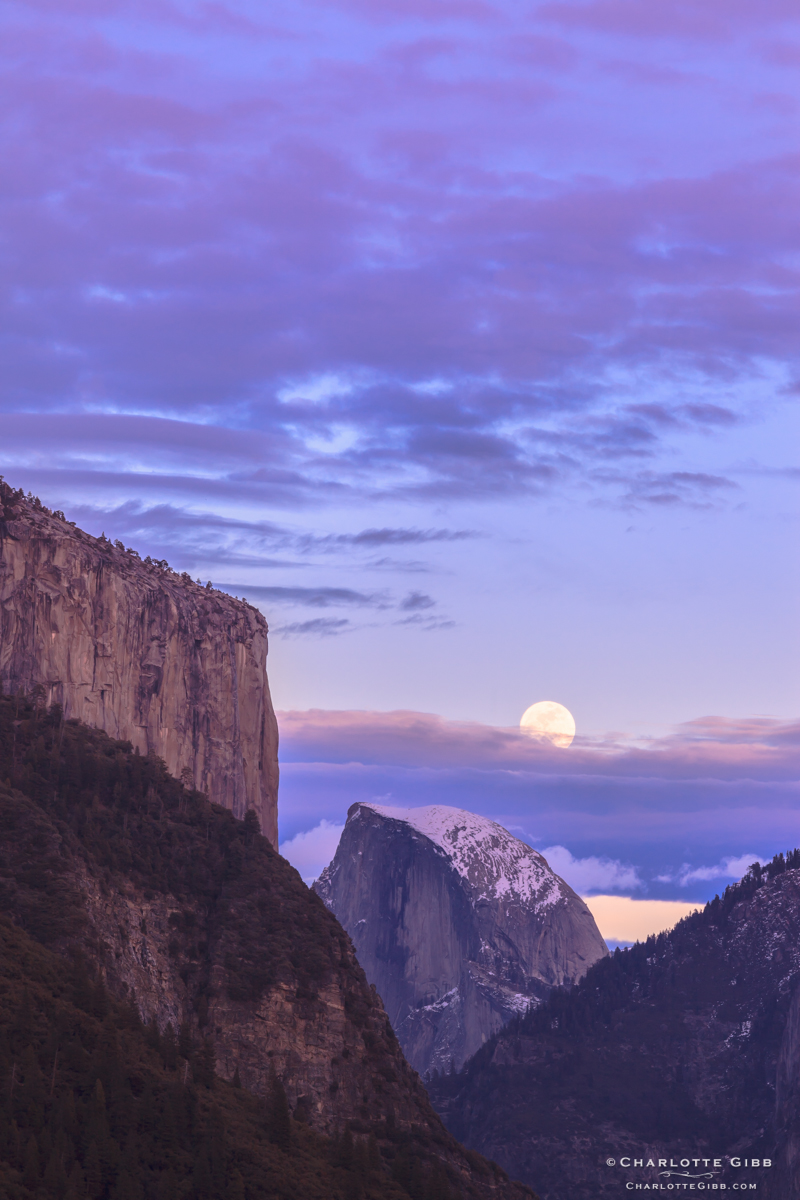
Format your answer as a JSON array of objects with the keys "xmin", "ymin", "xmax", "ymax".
[{"xmin": 276, "ymin": 708, "xmax": 800, "ymax": 903}]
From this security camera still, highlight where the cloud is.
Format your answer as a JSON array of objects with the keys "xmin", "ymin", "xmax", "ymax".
[
  {"xmin": 676, "ymin": 853, "xmax": 767, "ymax": 886},
  {"xmin": 399, "ymin": 591, "xmax": 436, "ymax": 611},
  {"xmin": 393, "ymin": 614, "xmax": 456, "ymax": 631},
  {"xmin": 328, "ymin": 528, "xmax": 475, "ymax": 547},
  {"xmin": 211, "ymin": 582, "xmax": 454, "ymax": 635},
  {"xmin": 616, "ymin": 470, "xmax": 739, "ymax": 508},
  {"xmin": 272, "ymin": 618, "xmax": 352, "ymax": 637},
  {"xmin": 275, "ymin": 709, "xmax": 800, "ymax": 901},
  {"xmin": 277, "ymin": 707, "xmax": 800, "ymax": 780},
  {"xmin": 279, "ymin": 819, "xmax": 345, "ymax": 884},
  {"xmin": 48, "ymin": 503, "xmax": 474, "ymax": 583},
  {"xmin": 680, "ymin": 404, "xmax": 739, "ymax": 426},
  {"xmin": 539, "ymin": 845, "xmax": 643, "ymax": 895},
  {"xmin": 1, "ymin": 0, "xmax": 798, "ymax": 511},
  {"xmin": 217, "ymin": 584, "xmax": 389, "ymax": 609}
]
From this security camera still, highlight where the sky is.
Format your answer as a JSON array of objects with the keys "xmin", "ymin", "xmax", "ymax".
[{"xmin": 1, "ymin": 0, "xmax": 798, "ymax": 937}]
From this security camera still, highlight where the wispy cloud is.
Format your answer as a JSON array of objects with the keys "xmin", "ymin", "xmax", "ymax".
[
  {"xmin": 279, "ymin": 819, "xmax": 345, "ymax": 883},
  {"xmin": 539, "ymin": 845, "xmax": 643, "ymax": 895},
  {"xmin": 219, "ymin": 584, "xmax": 390, "ymax": 609},
  {"xmin": 320, "ymin": 528, "xmax": 476, "ymax": 548},
  {"xmin": 272, "ymin": 618, "xmax": 353, "ymax": 638},
  {"xmin": 213, "ymin": 582, "xmax": 448, "ymax": 635},
  {"xmin": 1, "ymin": 0, "xmax": 798, "ymax": 509},
  {"xmin": 675, "ymin": 854, "xmax": 767, "ymax": 886},
  {"xmin": 399, "ymin": 591, "xmax": 436, "ymax": 611}
]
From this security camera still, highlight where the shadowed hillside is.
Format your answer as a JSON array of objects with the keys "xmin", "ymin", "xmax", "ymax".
[
  {"xmin": 430, "ymin": 855, "xmax": 800, "ymax": 1198},
  {"xmin": 0, "ymin": 691, "xmax": 535, "ymax": 1200}
]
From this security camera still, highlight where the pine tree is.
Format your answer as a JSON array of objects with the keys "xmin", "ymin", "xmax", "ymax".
[
  {"xmin": 61, "ymin": 1088, "xmax": 79, "ymax": 1141},
  {"xmin": 157, "ymin": 1166, "xmax": 178, "ymax": 1200},
  {"xmin": 178, "ymin": 1022, "xmax": 193, "ymax": 1061},
  {"xmin": 44, "ymin": 1146, "xmax": 68, "ymax": 1195},
  {"xmin": 227, "ymin": 1168, "xmax": 246, "ymax": 1200},
  {"xmin": 267, "ymin": 1066, "xmax": 291, "ymax": 1151},
  {"xmin": 65, "ymin": 1158, "xmax": 85, "ymax": 1200},
  {"xmin": 408, "ymin": 1155, "xmax": 426, "ymax": 1200},
  {"xmin": 17, "ymin": 1045, "xmax": 46, "ymax": 1130},
  {"xmin": 196, "ymin": 994, "xmax": 209, "ymax": 1029},
  {"xmin": 426, "ymin": 1160, "xmax": 453, "ymax": 1200},
  {"xmin": 195, "ymin": 1037, "xmax": 216, "ymax": 1088},
  {"xmin": 161, "ymin": 1024, "xmax": 178, "ymax": 1071},
  {"xmin": 368, "ymin": 1132, "xmax": 382, "ymax": 1173},
  {"xmin": 92, "ymin": 978, "xmax": 110, "ymax": 1020},
  {"xmin": 146, "ymin": 1017, "xmax": 161, "ymax": 1055},
  {"xmin": 22, "ymin": 1134, "xmax": 40, "ymax": 1191},
  {"xmin": 191, "ymin": 1143, "xmax": 212, "ymax": 1199},
  {"xmin": 112, "ymin": 1167, "xmax": 142, "ymax": 1200},
  {"xmin": 338, "ymin": 1126, "xmax": 355, "ymax": 1170},
  {"xmin": 392, "ymin": 1147, "xmax": 412, "ymax": 1190}
]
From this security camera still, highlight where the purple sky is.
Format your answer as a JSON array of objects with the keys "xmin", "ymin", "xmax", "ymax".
[{"xmin": 2, "ymin": 0, "xmax": 798, "ymax": 902}]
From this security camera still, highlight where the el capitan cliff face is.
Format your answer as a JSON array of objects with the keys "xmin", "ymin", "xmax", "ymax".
[
  {"xmin": 0, "ymin": 482, "xmax": 279, "ymax": 844},
  {"xmin": 314, "ymin": 802, "xmax": 608, "ymax": 1075}
]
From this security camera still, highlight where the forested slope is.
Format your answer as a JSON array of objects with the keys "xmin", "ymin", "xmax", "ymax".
[
  {"xmin": 430, "ymin": 855, "xmax": 800, "ymax": 1199},
  {"xmin": 0, "ymin": 692, "xmax": 535, "ymax": 1200}
]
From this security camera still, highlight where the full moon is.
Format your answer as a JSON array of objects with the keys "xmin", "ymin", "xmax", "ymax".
[{"xmin": 520, "ymin": 701, "xmax": 576, "ymax": 748}]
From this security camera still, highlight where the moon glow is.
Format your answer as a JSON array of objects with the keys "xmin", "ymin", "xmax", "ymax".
[{"xmin": 520, "ymin": 701, "xmax": 576, "ymax": 748}]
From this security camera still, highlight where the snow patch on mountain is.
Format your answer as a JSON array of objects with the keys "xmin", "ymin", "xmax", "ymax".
[{"xmin": 361, "ymin": 802, "xmax": 563, "ymax": 910}]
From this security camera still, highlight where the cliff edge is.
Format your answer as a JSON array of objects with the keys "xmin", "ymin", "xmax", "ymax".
[{"xmin": 0, "ymin": 481, "xmax": 279, "ymax": 844}]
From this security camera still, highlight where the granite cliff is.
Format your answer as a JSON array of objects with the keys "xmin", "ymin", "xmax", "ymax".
[
  {"xmin": 314, "ymin": 803, "xmax": 608, "ymax": 1076},
  {"xmin": 0, "ymin": 695, "xmax": 536, "ymax": 1200},
  {"xmin": 429, "ymin": 854, "xmax": 800, "ymax": 1199},
  {"xmin": 0, "ymin": 480, "xmax": 278, "ymax": 844}
]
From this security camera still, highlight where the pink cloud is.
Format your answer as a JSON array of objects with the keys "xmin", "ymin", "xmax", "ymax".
[
  {"xmin": 278, "ymin": 707, "xmax": 800, "ymax": 781},
  {"xmin": 276, "ymin": 708, "xmax": 800, "ymax": 900}
]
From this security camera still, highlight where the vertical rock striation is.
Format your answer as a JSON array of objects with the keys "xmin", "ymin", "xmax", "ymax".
[
  {"xmin": 0, "ymin": 482, "xmax": 279, "ymax": 844},
  {"xmin": 314, "ymin": 802, "xmax": 608, "ymax": 1075}
]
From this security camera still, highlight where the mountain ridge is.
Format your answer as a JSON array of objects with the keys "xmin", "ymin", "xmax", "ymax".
[{"xmin": 428, "ymin": 853, "xmax": 800, "ymax": 1198}]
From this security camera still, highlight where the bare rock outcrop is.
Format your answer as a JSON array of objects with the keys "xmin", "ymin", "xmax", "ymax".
[
  {"xmin": 0, "ymin": 481, "xmax": 278, "ymax": 844},
  {"xmin": 314, "ymin": 802, "xmax": 608, "ymax": 1075}
]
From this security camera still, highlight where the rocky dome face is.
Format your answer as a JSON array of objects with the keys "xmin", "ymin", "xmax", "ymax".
[
  {"xmin": 315, "ymin": 802, "xmax": 608, "ymax": 1076},
  {"xmin": 369, "ymin": 803, "xmax": 565, "ymax": 910}
]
